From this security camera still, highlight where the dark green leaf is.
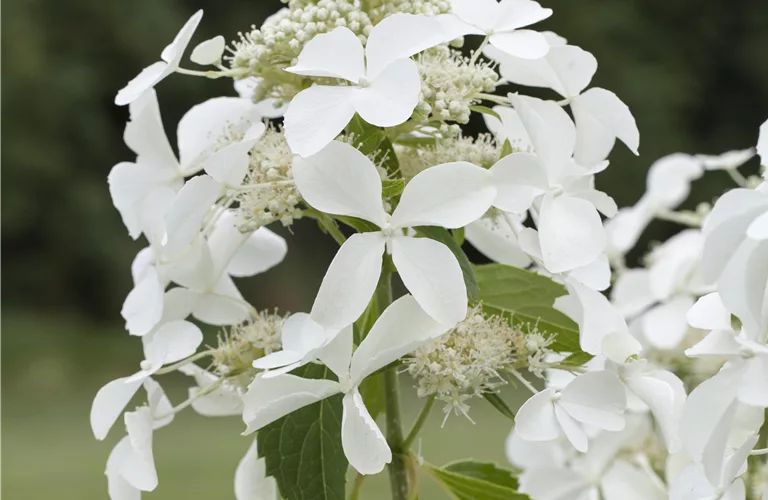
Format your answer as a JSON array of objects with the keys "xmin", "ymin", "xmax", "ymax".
[
  {"xmin": 258, "ymin": 364, "xmax": 347, "ymax": 500},
  {"xmin": 500, "ymin": 139, "xmax": 514, "ymax": 159},
  {"xmin": 415, "ymin": 226, "xmax": 477, "ymax": 301},
  {"xmin": 382, "ymin": 178, "xmax": 406, "ymax": 198},
  {"xmin": 474, "ymin": 264, "xmax": 581, "ymax": 353},
  {"xmin": 359, "ymin": 372, "xmax": 385, "ymax": 420},
  {"xmin": 443, "ymin": 460, "xmax": 520, "ymax": 490},
  {"xmin": 482, "ymin": 392, "xmax": 516, "ymax": 422},
  {"xmin": 452, "ymin": 227, "xmax": 465, "ymax": 246},
  {"xmin": 346, "ymin": 114, "xmax": 385, "ymax": 154},
  {"xmin": 424, "ymin": 461, "xmax": 529, "ymax": 500},
  {"xmin": 333, "ymin": 215, "xmax": 380, "ymax": 233},
  {"xmin": 469, "ymin": 105, "xmax": 501, "ymax": 120}
]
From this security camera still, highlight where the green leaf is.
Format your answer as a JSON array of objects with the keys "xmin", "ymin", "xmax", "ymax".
[
  {"xmin": 415, "ymin": 226, "xmax": 477, "ymax": 301},
  {"xmin": 359, "ymin": 372, "xmax": 385, "ymax": 420},
  {"xmin": 395, "ymin": 135, "xmax": 438, "ymax": 148},
  {"xmin": 474, "ymin": 263, "xmax": 581, "ymax": 353},
  {"xmin": 378, "ymin": 137, "xmax": 400, "ymax": 176},
  {"xmin": 258, "ymin": 364, "xmax": 347, "ymax": 500},
  {"xmin": 452, "ymin": 227, "xmax": 465, "ymax": 246},
  {"xmin": 559, "ymin": 351, "xmax": 595, "ymax": 367},
  {"xmin": 443, "ymin": 460, "xmax": 521, "ymax": 490},
  {"xmin": 346, "ymin": 114, "xmax": 385, "ymax": 154},
  {"xmin": 500, "ymin": 139, "xmax": 514, "ymax": 159},
  {"xmin": 469, "ymin": 105, "xmax": 501, "ymax": 120},
  {"xmin": 482, "ymin": 392, "xmax": 516, "ymax": 422},
  {"xmin": 382, "ymin": 178, "xmax": 406, "ymax": 198},
  {"xmin": 424, "ymin": 460, "xmax": 528, "ymax": 500},
  {"xmin": 333, "ymin": 215, "xmax": 380, "ymax": 233}
]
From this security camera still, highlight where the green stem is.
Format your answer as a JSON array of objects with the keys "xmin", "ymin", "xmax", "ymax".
[
  {"xmin": 349, "ymin": 473, "xmax": 366, "ymax": 500},
  {"xmin": 154, "ymin": 350, "xmax": 213, "ymax": 375},
  {"xmin": 403, "ymin": 396, "xmax": 435, "ymax": 450}
]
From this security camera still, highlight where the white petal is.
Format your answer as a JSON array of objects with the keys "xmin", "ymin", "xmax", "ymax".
[
  {"xmin": 575, "ymin": 189, "xmax": 618, "ymax": 218},
  {"xmin": 123, "ymin": 89, "xmax": 179, "ymax": 173},
  {"xmin": 292, "ymin": 141, "xmax": 388, "ymax": 227},
  {"xmin": 687, "ymin": 292, "xmax": 732, "ymax": 330},
  {"xmin": 489, "ymin": 153, "xmax": 548, "ymax": 213},
  {"xmin": 143, "ymin": 378, "xmax": 174, "ymax": 429},
  {"xmin": 252, "ymin": 350, "xmax": 304, "ymax": 371},
  {"xmin": 106, "ymin": 441, "xmax": 142, "ymax": 500},
  {"xmin": 115, "ymin": 61, "xmax": 170, "ymax": 106},
  {"xmin": 646, "ymin": 153, "xmax": 703, "ymax": 208},
  {"xmin": 144, "ymin": 320, "xmax": 203, "ymax": 366},
  {"xmin": 204, "ymin": 136, "xmax": 260, "ymax": 187},
  {"xmin": 464, "ymin": 216, "xmax": 533, "ymax": 268},
  {"xmin": 355, "ymin": 58, "xmax": 421, "ymax": 127},
  {"xmin": 641, "ymin": 296, "xmax": 695, "ymax": 350},
  {"xmin": 559, "ymin": 279, "xmax": 629, "ymax": 355},
  {"xmin": 310, "ymin": 232, "xmax": 386, "ymax": 329},
  {"xmin": 696, "ymin": 149, "xmax": 755, "ymax": 171},
  {"xmin": 515, "ymin": 388, "xmax": 560, "ymax": 442},
  {"xmin": 279, "ymin": 313, "xmax": 331, "ymax": 354},
  {"xmin": 568, "ymin": 253, "xmax": 611, "ymax": 291},
  {"xmin": 235, "ymin": 440, "xmax": 278, "ymax": 500},
  {"xmin": 601, "ymin": 460, "xmax": 667, "ymax": 500},
  {"xmin": 758, "ymin": 119, "xmax": 768, "ymax": 167},
  {"xmin": 605, "ymin": 202, "xmax": 655, "ymax": 255},
  {"xmin": 572, "ymin": 87, "xmax": 639, "ymax": 166},
  {"xmin": 747, "ymin": 210, "xmax": 768, "ymax": 240},
  {"xmin": 539, "ymin": 194, "xmax": 606, "ymax": 273},
  {"xmin": 177, "ymin": 96, "xmax": 264, "ymax": 171},
  {"xmin": 626, "ymin": 370, "xmax": 686, "ymax": 453},
  {"xmin": 560, "ymin": 371, "xmax": 626, "ymax": 431},
  {"xmin": 190, "ymin": 35, "xmax": 225, "ymax": 65},
  {"xmin": 242, "ymin": 374, "xmax": 341, "ymax": 434},
  {"xmin": 160, "ymin": 10, "xmax": 203, "ymax": 65},
  {"xmin": 601, "ymin": 331, "xmax": 642, "ymax": 364},
  {"xmin": 508, "ymin": 94, "xmax": 576, "ymax": 169},
  {"xmin": 483, "ymin": 105, "xmax": 532, "ymax": 150},
  {"xmin": 285, "ymin": 27, "xmax": 364, "ymax": 82},
  {"xmin": 227, "ymin": 227, "xmax": 288, "ymax": 278},
  {"xmin": 686, "ymin": 330, "xmax": 742, "ymax": 358},
  {"xmin": 192, "ymin": 275, "xmax": 250, "ymax": 325},
  {"xmin": 91, "ymin": 377, "xmax": 145, "ymax": 440},
  {"xmin": 737, "ymin": 357, "xmax": 768, "ymax": 407},
  {"xmin": 487, "ymin": 43, "xmax": 596, "ymax": 99},
  {"xmin": 717, "ymin": 238, "xmax": 768, "ymax": 337},
  {"xmin": 121, "ymin": 408, "xmax": 158, "ymax": 491},
  {"xmin": 391, "ymin": 235, "xmax": 467, "ymax": 327},
  {"xmin": 342, "ymin": 389, "xmax": 392, "ymax": 474},
  {"xmin": 390, "ymin": 161, "xmax": 496, "ymax": 228},
  {"xmin": 122, "ymin": 267, "xmax": 164, "ymax": 336},
  {"xmin": 519, "ymin": 466, "xmax": 590, "ymax": 500},
  {"xmin": 506, "ymin": 429, "xmax": 567, "ymax": 469},
  {"xmin": 108, "ymin": 162, "xmax": 172, "ymax": 239},
  {"xmin": 350, "ymin": 295, "xmax": 449, "ymax": 383},
  {"xmin": 554, "ymin": 403, "xmax": 589, "ymax": 452},
  {"xmin": 489, "ymin": 30, "xmax": 549, "ymax": 60},
  {"xmin": 317, "ymin": 325, "xmax": 354, "ymax": 379},
  {"xmin": 164, "ymin": 175, "xmax": 221, "ymax": 256},
  {"xmin": 364, "ymin": 13, "xmax": 454, "ymax": 79},
  {"xmin": 450, "ymin": 0, "xmax": 499, "ymax": 32},
  {"xmin": 494, "ymin": 0, "xmax": 553, "ymax": 31},
  {"xmin": 284, "ymin": 85, "xmax": 357, "ymax": 157}
]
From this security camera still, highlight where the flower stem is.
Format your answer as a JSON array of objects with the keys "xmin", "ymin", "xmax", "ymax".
[
  {"xmin": 154, "ymin": 350, "xmax": 213, "ymax": 375},
  {"xmin": 403, "ymin": 396, "xmax": 435, "ymax": 450},
  {"xmin": 469, "ymin": 36, "xmax": 490, "ymax": 65},
  {"xmin": 349, "ymin": 473, "xmax": 366, "ymax": 500}
]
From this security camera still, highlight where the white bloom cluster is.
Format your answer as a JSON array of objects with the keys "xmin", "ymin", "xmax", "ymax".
[{"xmin": 93, "ymin": 1, "xmax": 768, "ymax": 499}]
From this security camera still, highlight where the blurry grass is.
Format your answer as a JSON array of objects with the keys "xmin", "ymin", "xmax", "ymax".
[{"xmin": 2, "ymin": 310, "xmax": 525, "ymax": 499}]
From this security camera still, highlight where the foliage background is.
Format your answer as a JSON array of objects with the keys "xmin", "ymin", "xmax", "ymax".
[{"xmin": 3, "ymin": 0, "xmax": 768, "ymax": 497}]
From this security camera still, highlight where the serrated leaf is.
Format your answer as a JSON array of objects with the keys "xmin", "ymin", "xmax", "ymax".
[
  {"xmin": 443, "ymin": 460, "xmax": 520, "ymax": 490},
  {"xmin": 424, "ymin": 461, "xmax": 529, "ymax": 500},
  {"xmin": 258, "ymin": 364, "xmax": 347, "ymax": 500},
  {"xmin": 415, "ymin": 226, "xmax": 477, "ymax": 301},
  {"xmin": 470, "ymin": 105, "xmax": 501, "ymax": 120},
  {"xmin": 482, "ymin": 393, "xmax": 516, "ymax": 422},
  {"xmin": 474, "ymin": 264, "xmax": 581, "ymax": 353},
  {"xmin": 382, "ymin": 178, "xmax": 406, "ymax": 198}
]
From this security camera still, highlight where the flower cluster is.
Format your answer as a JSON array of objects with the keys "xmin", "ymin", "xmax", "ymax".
[{"xmin": 92, "ymin": 1, "xmax": 768, "ymax": 499}]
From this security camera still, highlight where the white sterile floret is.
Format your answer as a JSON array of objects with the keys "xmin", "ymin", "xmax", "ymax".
[
  {"xmin": 406, "ymin": 306, "xmax": 533, "ymax": 422},
  {"xmin": 236, "ymin": 127, "xmax": 303, "ymax": 229},
  {"xmin": 293, "ymin": 140, "xmax": 497, "ymax": 327},
  {"xmin": 485, "ymin": 31, "xmax": 639, "ymax": 165},
  {"xmin": 115, "ymin": 10, "xmax": 203, "ymax": 105},
  {"xmin": 283, "ymin": 14, "xmax": 458, "ymax": 156},
  {"xmin": 464, "ymin": 209, "xmax": 532, "ymax": 268},
  {"xmin": 191, "ymin": 35, "xmax": 226, "ymax": 65},
  {"xmin": 399, "ymin": 133, "xmax": 502, "ymax": 178},
  {"xmin": 515, "ymin": 370, "xmax": 628, "ymax": 452},
  {"xmin": 241, "ymin": 295, "xmax": 449, "ymax": 475},
  {"xmin": 369, "ymin": 0, "xmax": 452, "ymax": 23},
  {"xmin": 440, "ymin": 0, "xmax": 552, "ymax": 59},
  {"xmin": 488, "ymin": 94, "xmax": 618, "ymax": 273},
  {"xmin": 234, "ymin": 440, "xmax": 278, "ymax": 500},
  {"xmin": 417, "ymin": 45, "xmax": 499, "ymax": 124}
]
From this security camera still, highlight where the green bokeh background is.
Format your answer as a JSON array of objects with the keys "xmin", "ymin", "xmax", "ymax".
[{"xmin": 2, "ymin": 0, "xmax": 767, "ymax": 498}]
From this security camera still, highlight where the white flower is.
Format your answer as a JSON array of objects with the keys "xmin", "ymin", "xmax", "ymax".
[
  {"xmin": 485, "ymin": 32, "xmax": 639, "ymax": 165},
  {"xmin": 90, "ymin": 320, "xmax": 203, "ymax": 440},
  {"xmin": 283, "ymin": 15, "xmax": 449, "ymax": 156},
  {"xmin": 234, "ymin": 440, "xmax": 278, "ymax": 500},
  {"xmin": 105, "ymin": 379, "xmax": 173, "ymax": 498},
  {"xmin": 115, "ymin": 10, "xmax": 203, "ymax": 105},
  {"xmin": 441, "ymin": 0, "xmax": 552, "ymax": 59},
  {"xmin": 109, "ymin": 90, "xmax": 267, "ymax": 240},
  {"xmin": 606, "ymin": 153, "xmax": 703, "ymax": 255},
  {"xmin": 241, "ymin": 295, "xmax": 449, "ymax": 474},
  {"xmin": 515, "ymin": 370, "xmax": 627, "ymax": 452},
  {"xmin": 179, "ymin": 364, "xmax": 244, "ymax": 417},
  {"xmin": 293, "ymin": 140, "xmax": 496, "ymax": 327},
  {"xmin": 489, "ymin": 94, "xmax": 617, "ymax": 273},
  {"xmin": 464, "ymin": 211, "xmax": 532, "ymax": 268},
  {"xmin": 190, "ymin": 35, "xmax": 226, "ymax": 65}
]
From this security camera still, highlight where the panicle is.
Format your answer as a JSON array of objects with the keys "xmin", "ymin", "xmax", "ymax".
[
  {"xmin": 405, "ymin": 306, "xmax": 545, "ymax": 421},
  {"xmin": 399, "ymin": 133, "xmax": 503, "ymax": 178},
  {"xmin": 212, "ymin": 309, "xmax": 287, "ymax": 376},
  {"xmin": 368, "ymin": 0, "xmax": 452, "ymax": 23},
  {"xmin": 236, "ymin": 126, "xmax": 303, "ymax": 229},
  {"xmin": 416, "ymin": 46, "xmax": 499, "ymax": 125}
]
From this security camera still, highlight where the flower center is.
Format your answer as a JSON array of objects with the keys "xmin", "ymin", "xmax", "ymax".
[{"xmin": 339, "ymin": 374, "xmax": 355, "ymax": 394}]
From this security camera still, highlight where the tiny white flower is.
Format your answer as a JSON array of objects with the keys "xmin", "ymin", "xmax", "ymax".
[
  {"xmin": 241, "ymin": 295, "xmax": 449, "ymax": 474},
  {"xmin": 115, "ymin": 10, "xmax": 203, "ymax": 106},
  {"xmin": 293, "ymin": 140, "xmax": 496, "ymax": 327}
]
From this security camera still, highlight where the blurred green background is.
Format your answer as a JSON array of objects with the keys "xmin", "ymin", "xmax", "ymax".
[{"xmin": 3, "ymin": 0, "xmax": 768, "ymax": 498}]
